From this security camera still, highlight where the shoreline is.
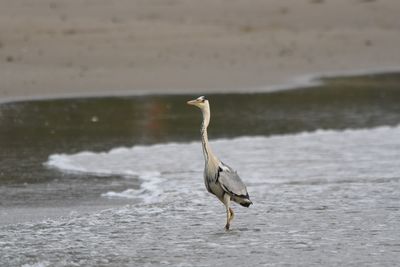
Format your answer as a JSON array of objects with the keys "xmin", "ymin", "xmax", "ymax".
[
  {"xmin": 1, "ymin": 66, "xmax": 399, "ymax": 104},
  {"xmin": 1, "ymin": 0, "xmax": 400, "ymax": 104}
]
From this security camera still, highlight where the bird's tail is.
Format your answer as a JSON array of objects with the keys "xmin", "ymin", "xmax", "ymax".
[
  {"xmin": 239, "ymin": 199, "xmax": 253, "ymax": 208},
  {"xmin": 236, "ymin": 195, "xmax": 253, "ymax": 208}
]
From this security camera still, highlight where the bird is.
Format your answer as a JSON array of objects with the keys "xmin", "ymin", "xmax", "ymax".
[{"xmin": 187, "ymin": 96, "xmax": 252, "ymax": 230}]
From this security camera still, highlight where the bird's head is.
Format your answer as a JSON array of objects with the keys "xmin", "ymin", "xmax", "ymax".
[{"xmin": 187, "ymin": 96, "xmax": 209, "ymax": 110}]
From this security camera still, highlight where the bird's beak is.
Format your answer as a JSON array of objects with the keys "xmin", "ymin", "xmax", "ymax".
[{"xmin": 187, "ymin": 99, "xmax": 198, "ymax": 106}]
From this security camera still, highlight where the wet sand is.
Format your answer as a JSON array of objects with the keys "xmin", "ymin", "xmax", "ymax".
[{"xmin": 0, "ymin": 0, "xmax": 400, "ymax": 102}]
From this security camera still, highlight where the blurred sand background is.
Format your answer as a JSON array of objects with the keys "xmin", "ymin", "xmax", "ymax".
[{"xmin": 0, "ymin": 0, "xmax": 399, "ymax": 102}]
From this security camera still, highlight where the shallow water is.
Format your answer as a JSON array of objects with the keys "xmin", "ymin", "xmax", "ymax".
[{"xmin": 1, "ymin": 73, "xmax": 400, "ymax": 266}]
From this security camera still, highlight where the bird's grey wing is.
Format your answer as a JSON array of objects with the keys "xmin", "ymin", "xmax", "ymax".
[{"xmin": 217, "ymin": 163, "xmax": 249, "ymax": 198}]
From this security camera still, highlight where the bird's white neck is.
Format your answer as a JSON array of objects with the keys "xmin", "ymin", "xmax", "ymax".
[{"xmin": 200, "ymin": 105, "xmax": 217, "ymax": 164}]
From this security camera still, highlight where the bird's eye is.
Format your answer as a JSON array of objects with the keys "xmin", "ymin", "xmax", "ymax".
[{"xmin": 201, "ymin": 100, "xmax": 205, "ymax": 103}]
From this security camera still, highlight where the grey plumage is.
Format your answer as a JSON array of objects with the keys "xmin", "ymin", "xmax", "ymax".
[
  {"xmin": 218, "ymin": 163, "xmax": 251, "ymax": 206},
  {"xmin": 187, "ymin": 96, "xmax": 252, "ymax": 230}
]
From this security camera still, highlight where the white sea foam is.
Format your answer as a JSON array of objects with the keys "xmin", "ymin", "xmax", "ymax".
[
  {"xmin": 45, "ymin": 125, "xmax": 400, "ymax": 202},
  {"xmin": 21, "ymin": 261, "xmax": 50, "ymax": 267},
  {"xmin": 101, "ymin": 175, "xmax": 164, "ymax": 203}
]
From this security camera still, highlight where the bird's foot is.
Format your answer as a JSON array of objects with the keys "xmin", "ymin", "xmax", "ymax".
[{"xmin": 225, "ymin": 223, "xmax": 230, "ymax": 231}]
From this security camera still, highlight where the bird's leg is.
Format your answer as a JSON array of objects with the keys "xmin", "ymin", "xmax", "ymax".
[
  {"xmin": 223, "ymin": 194, "xmax": 231, "ymax": 230},
  {"xmin": 225, "ymin": 207, "xmax": 230, "ymax": 230},
  {"xmin": 229, "ymin": 207, "xmax": 235, "ymax": 224}
]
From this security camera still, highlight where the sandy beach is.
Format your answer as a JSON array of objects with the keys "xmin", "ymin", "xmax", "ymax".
[{"xmin": 0, "ymin": 0, "xmax": 400, "ymax": 102}]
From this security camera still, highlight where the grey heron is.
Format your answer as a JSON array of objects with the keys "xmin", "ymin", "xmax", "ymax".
[{"xmin": 187, "ymin": 96, "xmax": 252, "ymax": 230}]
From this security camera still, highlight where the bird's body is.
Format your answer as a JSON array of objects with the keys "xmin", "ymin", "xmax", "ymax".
[{"xmin": 187, "ymin": 96, "xmax": 252, "ymax": 230}]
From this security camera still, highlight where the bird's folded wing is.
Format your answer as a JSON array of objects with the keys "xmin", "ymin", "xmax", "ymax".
[{"xmin": 218, "ymin": 169, "xmax": 249, "ymax": 198}]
